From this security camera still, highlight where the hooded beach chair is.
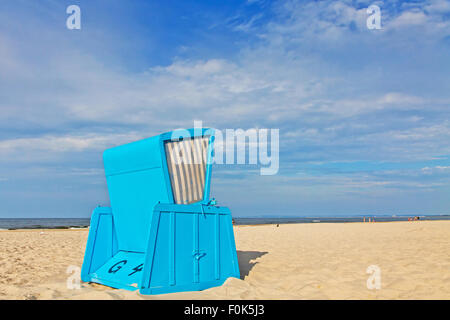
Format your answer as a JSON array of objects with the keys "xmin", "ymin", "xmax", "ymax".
[{"xmin": 81, "ymin": 128, "xmax": 240, "ymax": 294}]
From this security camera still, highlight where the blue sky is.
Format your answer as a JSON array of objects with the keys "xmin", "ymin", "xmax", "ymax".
[{"xmin": 0, "ymin": 0, "xmax": 450, "ymax": 218}]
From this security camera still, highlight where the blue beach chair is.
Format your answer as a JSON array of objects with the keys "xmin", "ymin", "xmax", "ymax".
[{"xmin": 81, "ymin": 128, "xmax": 240, "ymax": 294}]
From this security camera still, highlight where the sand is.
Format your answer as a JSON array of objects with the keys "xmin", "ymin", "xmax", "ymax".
[{"xmin": 0, "ymin": 220, "xmax": 449, "ymax": 300}]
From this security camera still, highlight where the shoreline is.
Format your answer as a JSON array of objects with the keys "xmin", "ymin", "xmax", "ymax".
[
  {"xmin": 1, "ymin": 218, "xmax": 449, "ymax": 231},
  {"xmin": 0, "ymin": 228, "xmax": 90, "ymax": 232}
]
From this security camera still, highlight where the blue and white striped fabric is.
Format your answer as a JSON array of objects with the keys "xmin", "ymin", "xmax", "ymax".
[{"xmin": 164, "ymin": 136, "xmax": 210, "ymax": 204}]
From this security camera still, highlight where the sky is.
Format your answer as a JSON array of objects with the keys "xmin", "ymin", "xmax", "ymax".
[{"xmin": 0, "ymin": 0, "xmax": 450, "ymax": 218}]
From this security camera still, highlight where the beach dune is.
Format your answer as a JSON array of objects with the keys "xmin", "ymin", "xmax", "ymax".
[{"xmin": 0, "ymin": 220, "xmax": 449, "ymax": 299}]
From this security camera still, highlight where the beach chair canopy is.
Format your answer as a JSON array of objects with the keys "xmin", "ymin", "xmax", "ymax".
[{"xmin": 102, "ymin": 129, "xmax": 213, "ymax": 253}]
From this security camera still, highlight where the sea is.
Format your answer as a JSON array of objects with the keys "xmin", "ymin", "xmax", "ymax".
[
  {"xmin": 0, "ymin": 218, "xmax": 90, "ymax": 230},
  {"xmin": 0, "ymin": 215, "xmax": 449, "ymax": 230}
]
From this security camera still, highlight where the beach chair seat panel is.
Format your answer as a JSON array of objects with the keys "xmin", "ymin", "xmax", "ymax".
[{"xmin": 88, "ymin": 251, "xmax": 145, "ymax": 290}]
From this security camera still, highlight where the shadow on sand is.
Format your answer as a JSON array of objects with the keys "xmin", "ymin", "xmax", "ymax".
[{"xmin": 237, "ymin": 250, "xmax": 268, "ymax": 280}]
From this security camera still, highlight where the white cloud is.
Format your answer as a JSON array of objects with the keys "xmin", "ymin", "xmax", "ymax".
[
  {"xmin": 0, "ymin": 133, "xmax": 144, "ymax": 163},
  {"xmin": 384, "ymin": 1, "xmax": 450, "ymax": 37},
  {"xmin": 422, "ymin": 165, "xmax": 450, "ymax": 174},
  {"xmin": 425, "ymin": 0, "xmax": 450, "ymax": 14},
  {"xmin": 377, "ymin": 92, "xmax": 424, "ymax": 105},
  {"xmin": 389, "ymin": 10, "xmax": 428, "ymax": 29},
  {"xmin": 233, "ymin": 13, "xmax": 264, "ymax": 32}
]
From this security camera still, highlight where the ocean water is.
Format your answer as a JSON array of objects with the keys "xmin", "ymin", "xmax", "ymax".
[
  {"xmin": 233, "ymin": 215, "xmax": 450, "ymax": 225},
  {"xmin": 0, "ymin": 218, "xmax": 90, "ymax": 230},
  {"xmin": 0, "ymin": 215, "xmax": 449, "ymax": 230}
]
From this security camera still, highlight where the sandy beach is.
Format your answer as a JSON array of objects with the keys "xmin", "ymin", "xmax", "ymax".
[{"xmin": 0, "ymin": 220, "xmax": 449, "ymax": 300}]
